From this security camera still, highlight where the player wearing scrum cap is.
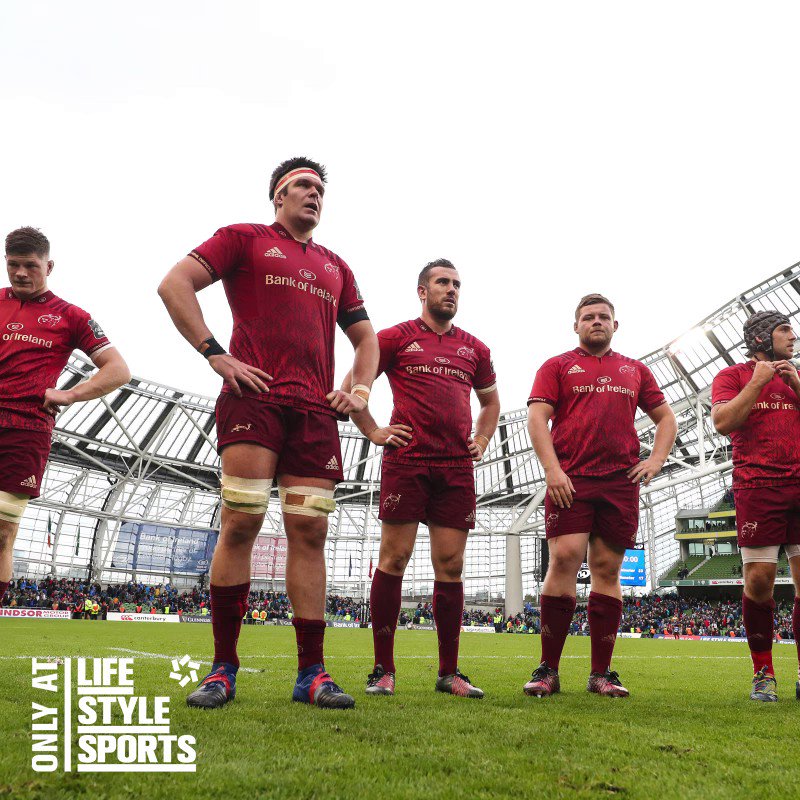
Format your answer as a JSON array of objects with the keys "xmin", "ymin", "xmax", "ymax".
[
  {"xmin": 524, "ymin": 293, "xmax": 676, "ymax": 698},
  {"xmin": 712, "ymin": 310, "xmax": 800, "ymax": 702},
  {"xmin": 0, "ymin": 227, "xmax": 130, "ymax": 606},
  {"xmin": 343, "ymin": 258, "xmax": 500, "ymax": 699},
  {"xmin": 158, "ymin": 157, "xmax": 379, "ymax": 710}
]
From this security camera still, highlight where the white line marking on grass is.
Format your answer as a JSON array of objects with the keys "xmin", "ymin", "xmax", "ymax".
[{"xmin": 109, "ymin": 648, "xmax": 264, "ymax": 673}]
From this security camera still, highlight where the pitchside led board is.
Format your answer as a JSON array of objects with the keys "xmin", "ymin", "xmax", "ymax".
[
  {"xmin": 576, "ymin": 545, "xmax": 646, "ymax": 587},
  {"xmin": 620, "ymin": 546, "xmax": 647, "ymax": 587},
  {"xmin": 111, "ymin": 522, "xmax": 287, "ymax": 579}
]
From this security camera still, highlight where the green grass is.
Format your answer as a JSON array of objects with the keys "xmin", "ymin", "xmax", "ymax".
[{"xmin": 1, "ymin": 620, "xmax": 800, "ymax": 800}]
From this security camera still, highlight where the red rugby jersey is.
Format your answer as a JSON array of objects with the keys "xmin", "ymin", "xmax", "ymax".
[
  {"xmin": 377, "ymin": 318, "xmax": 496, "ymax": 467},
  {"xmin": 0, "ymin": 288, "xmax": 112, "ymax": 432},
  {"xmin": 528, "ymin": 347, "xmax": 665, "ymax": 477},
  {"xmin": 191, "ymin": 222, "xmax": 368, "ymax": 417},
  {"xmin": 711, "ymin": 361, "xmax": 800, "ymax": 488}
]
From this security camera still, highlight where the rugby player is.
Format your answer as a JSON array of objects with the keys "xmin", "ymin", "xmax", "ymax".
[
  {"xmin": 0, "ymin": 227, "xmax": 129, "ymax": 603},
  {"xmin": 711, "ymin": 311, "xmax": 800, "ymax": 701},
  {"xmin": 158, "ymin": 158, "xmax": 378, "ymax": 710},
  {"xmin": 524, "ymin": 293, "xmax": 676, "ymax": 698},
  {"xmin": 344, "ymin": 258, "xmax": 500, "ymax": 698}
]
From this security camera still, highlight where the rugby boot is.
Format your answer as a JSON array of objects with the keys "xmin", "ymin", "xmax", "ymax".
[
  {"xmin": 435, "ymin": 668, "xmax": 484, "ymax": 699},
  {"xmin": 587, "ymin": 668, "xmax": 630, "ymax": 698},
  {"xmin": 365, "ymin": 664, "xmax": 396, "ymax": 696},
  {"xmin": 293, "ymin": 663, "xmax": 355, "ymax": 709},
  {"xmin": 186, "ymin": 663, "xmax": 237, "ymax": 708},
  {"xmin": 523, "ymin": 662, "xmax": 560, "ymax": 697},
  {"xmin": 750, "ymin": 667, "xmax": 777, "ymax": 702}
]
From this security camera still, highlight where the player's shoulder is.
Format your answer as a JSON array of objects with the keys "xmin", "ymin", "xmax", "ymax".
[
  {"xmin": 714, "ymin": 361, "xmax": 749, "ymax": 381},
  {"xmin": 451, "ymin": 326, "xmax": 491, "ymax": 353},
  {"xmin": 540, "ymin": 350, "xmax": 580, "ymax": 371},
  {"xmin": 37, "ymin": 292, "xmax": 86, "ymax": 319},
  {"xmin": 217, "ymin": 223, "xmax": 278, "ymax": 239},
  {"xmin": 613, "ymin": 351, "xmax": 651, "ymax": 371},
  {"xmin": 309, "ymin": 240, "xmax": 348, "ymax": 269},
  {"xmin": 378, "ymin": 320, "xmax": 418, "ymax": 340}
]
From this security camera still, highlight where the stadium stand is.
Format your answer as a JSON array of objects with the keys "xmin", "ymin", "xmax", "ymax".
[
  {"xmin": 690, "ymin": 554, "xmax": 742, "ymax": 580},
  {"xmin": 660, "ymin": 556, "xmax": 704, "ymax": 581},
  {"xmin": 6, "ymin": 261, "xmax": 800, "ymax": 613}
]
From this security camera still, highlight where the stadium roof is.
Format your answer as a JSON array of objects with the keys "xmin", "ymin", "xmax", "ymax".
[{"xmin": 14, "ymin": 260, "xmax": 800, "ymax": 598}]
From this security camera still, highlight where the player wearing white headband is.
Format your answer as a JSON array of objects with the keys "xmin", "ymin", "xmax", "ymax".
[{"xmin": 158, "ymin": 156, "xmax": 379, "ymax": 710}]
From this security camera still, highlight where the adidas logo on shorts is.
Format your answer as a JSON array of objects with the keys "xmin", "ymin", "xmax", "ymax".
[
  {"xmin": 20, "ymin": 475, "xmax": 37, "ymax": 488},
  {"xmin": 567, "ymin": 364, "xmax": 585, "ymax": 374},
  {"xmin": 325, "ymin": 456, "xmax": 339, "ymax": 470},
  {"xmin": 264, "ymin": 246, "xmax": 286, "ymax": 259},
  {"xmin": 404, "ymin": 341, "xmax": 423, "ymax": 352}
]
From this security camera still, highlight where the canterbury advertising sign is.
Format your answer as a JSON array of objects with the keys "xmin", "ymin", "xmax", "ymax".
[{"xmin": 105, "ymin": 612, "xmax": 180, "ymax": 623}]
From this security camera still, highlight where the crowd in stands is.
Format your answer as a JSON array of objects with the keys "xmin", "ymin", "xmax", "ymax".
[{"xmin": 2, "ymin": 579, "xmax": 797, "ymax": 639}]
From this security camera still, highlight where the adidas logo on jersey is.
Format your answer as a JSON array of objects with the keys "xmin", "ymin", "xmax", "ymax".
[
  {"xmin": 20, "ymin": 475, "xmax": 37, "ymax": 488},
  {"xmin": 264, "ymin": 247, "xmax": 286, "ymax": 259},
  {"xmin": 404, "ymin": 341, "xmax": 423, "ymax": 352},
  {"xmin": 325, "ymin": 456, "xmax": 339, "ymax": 470},
  {"xmin": 567, "ymin": 364, "xmax": 585, "ymax": 374}
]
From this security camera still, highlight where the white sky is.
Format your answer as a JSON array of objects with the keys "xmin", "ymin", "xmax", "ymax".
[{"xmin": 2, "ymin": 1, "xmax": 799, "ymax": 423}]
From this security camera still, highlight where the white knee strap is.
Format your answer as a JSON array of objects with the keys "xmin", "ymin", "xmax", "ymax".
[
  {"xmin": 741, "ymin": 545, "xmax": 779, "ymax": 564},
  {"xmin": 0, "ymin": 491, "xmax": 28, "ymax": 524},
  {"xmin": 279, "ymin": 485, "xmax": 335, "ymax": 517},
  {"xmin": 221, "ymin": 475, "xmax": 272, "ymax": 515}
]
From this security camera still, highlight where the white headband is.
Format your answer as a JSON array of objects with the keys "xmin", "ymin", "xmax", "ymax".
[{"xmin": 274, "ymin": 167, "xmax": 322, "ymax": 196}]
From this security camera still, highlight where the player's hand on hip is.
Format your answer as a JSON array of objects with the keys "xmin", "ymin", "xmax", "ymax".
[
  {"xmin": 42, "ymin": 388, "xmax": 74, "ymax": 417},
  {"xmin": 545, "ymin": 466, "xmax": 575, "ymax": 508},
  {"xmin": 627, "ymin": 457, "xmax": 663, "ymax": 486},
  {"xmin": 750, "ymin": 360, "xmax": 776, "ymax": 388},
  {"xmin": 326, "ymin": 390, "xmax": 368, "ymax": 415},
  {"xmin": 369, "ymin": 424, "xmax": 412, "ymax": 448},
  {"xmin": 208, "ymin": 355, "xmax": 272, "ymax": 397},
  {"xmin": 467, "ymin": 436, "xmax": 485, "ymax": 462}
]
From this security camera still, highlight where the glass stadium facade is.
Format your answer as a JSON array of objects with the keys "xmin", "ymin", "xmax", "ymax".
[{"xmin": 12, "ymin": 262, "xmax": 800, "ymax": 611}]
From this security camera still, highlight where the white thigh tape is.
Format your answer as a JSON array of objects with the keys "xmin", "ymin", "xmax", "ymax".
[
  {"xmin": 279, "ymin": 485, "xmax": 335, "ymax": 517},
  {"xmin": 221, "ymin": 475, "xmax": 272, "ymax": 515}
]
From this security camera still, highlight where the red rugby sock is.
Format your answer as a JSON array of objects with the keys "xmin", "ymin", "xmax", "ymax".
[
  {"xmin": 539, "ymin": 594, "xmax": 576, "ymax": 670},
  {"xmin": 742, "ymin": 594, "xmax": 775, "ymax": 676},
  {"xmin": 794, "ymin": 597, "xmax": 800, "ymax": 675},
  {"xmin": 370, "ymin": 568, "xmax": 403, "ymax": 673},
  {"xmin": 293, "ymin": 617, "xmax": 326, "ymax": 670},
  {"xmin": 588, "ymin": 591, "xmax": 623, "ymax": 675},
  {"xmin": 433, "ymin": 580, "xmax": 463, "ymax": 676},
  {"xmin": 0, "ymin": 581, "xmax": 8, "ymax": 604},
  {"xmin": 210, "ymin": 582, "xmax": 250, "ymax": 669}
]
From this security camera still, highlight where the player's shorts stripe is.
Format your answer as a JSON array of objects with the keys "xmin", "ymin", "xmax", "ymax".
[{"xmin": 189, "ymin": 251, "xmax": 219, "ymax": 281}]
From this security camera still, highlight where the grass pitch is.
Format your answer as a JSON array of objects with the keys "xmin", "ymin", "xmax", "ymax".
[{"xmin": 1, "ymin": 620, "xmax": 799, "ymax": 800}]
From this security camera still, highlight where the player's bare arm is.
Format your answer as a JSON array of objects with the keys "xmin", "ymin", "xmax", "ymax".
[
  {"xmin": 157, "ymin": 256, "xmax": 272, "ymax": 397},
  {"xmin": 527, "ymin": 401, "xmax": 575, "ymax": 508},
  {"xmin": 712, "ymin": 360, "xmax": 775, "ymax": 435},
  {"xmin": 338, "ymin": 368, "xmax": 412, "ymax": 447},
  {"xmin": 326, "ymin": 319, "xmax": 379, "ymax": 416},
  {"xmin": 626, "ymin": 402, "xmax": 677, "ymax": 485},
  {"xmin": 42, "ymin": 347, "xmax": 131, "ymax": 416},
  {"xmin": 468, "ymin": 387, "xmax": 500, "ymax": 461}
]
